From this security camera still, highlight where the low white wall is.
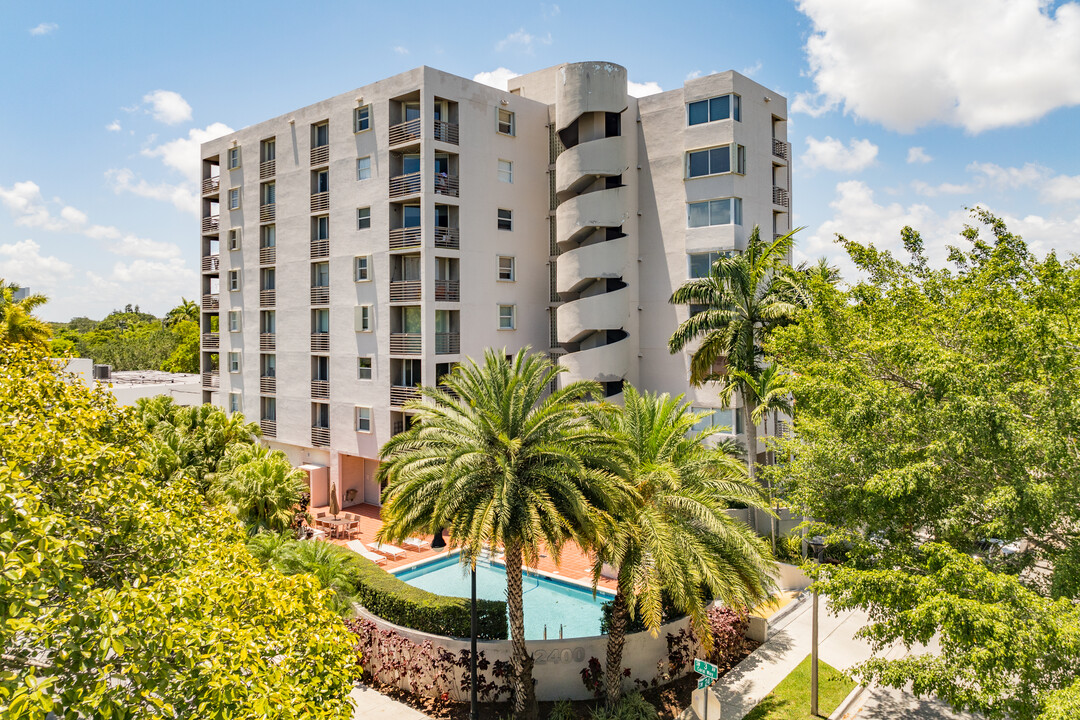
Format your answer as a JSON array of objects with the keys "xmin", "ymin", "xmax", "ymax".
[
  {"xmin": 107, "ymin": 381, "xmax": 203, "ymax": 406},
  {"xmin": 773, "ymin": 562, "xmax": 811, "ymax": 591}
]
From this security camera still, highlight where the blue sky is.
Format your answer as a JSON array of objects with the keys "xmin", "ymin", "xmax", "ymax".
[{"xmin": 3, "ymin": 0, "xmax": 1079, "ymax": 321}]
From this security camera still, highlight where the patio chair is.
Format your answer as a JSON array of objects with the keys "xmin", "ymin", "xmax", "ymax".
[
  {"xmin": 346, "ymin": 540, "xmax": 386, "ymax": 565},
  {"xmin": 343, "ymin": 515, "xmax": 361, "ymax": 540},
  {"xmin": 402, "ymin": 537, "xmax": 431, "ymax": 551},
  {"xmin": 367, "ymin": 542, "xmax": 406, "ymax": 560}
]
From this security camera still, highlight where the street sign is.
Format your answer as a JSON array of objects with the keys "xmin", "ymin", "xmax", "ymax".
[
  {"xmin": 694, "ymin": 658, "xmax": 718, "ymax": 680},
  {"xmin": 697, "ymin": 676, "xmax": 714, "ymax": 690}
]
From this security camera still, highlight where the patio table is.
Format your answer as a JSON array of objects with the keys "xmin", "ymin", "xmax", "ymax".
[{"xmin": 321, "ymin": 517, "xmax": 354, "ymax": 539}]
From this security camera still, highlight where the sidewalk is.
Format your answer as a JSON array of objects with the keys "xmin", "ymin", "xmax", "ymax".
[{"xmin": 350, "ymin": 683, "xmax": 430, "ymax": 719}]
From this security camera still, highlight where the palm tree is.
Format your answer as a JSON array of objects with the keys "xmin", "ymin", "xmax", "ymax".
[
  {"xmin": 376, "ymin": 348, "xmax": 624, "ymax": 720},
  {"xmin": 0, "ymin": 279, "xmax": 52, "ymax": 348},
  {"xmin": 587, "ymin": 386, "xmax": 775, "ymax": 706},
  {"xmin": 668, "ymin": 227, "xmax": 800, "ymax": 486},
  {"xmin": 165, "ymin": 298, "xmax": 199, "ymax": 328},
  {"xmin": 215, "ymin": 453, "xmax": 307, "ymax": 533}
]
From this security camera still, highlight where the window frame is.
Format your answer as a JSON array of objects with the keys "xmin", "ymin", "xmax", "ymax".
[
  {"xmin": 228, "ymin": 309, "xmax": 242, "ymax": 332},
  {"xmin": 497, "ymin": 159, "xmax": 513, "ymax": 183},
  {"xmin": 227, "ymin": 269, "xmax": 241, "ymax": 292},
  {"xmin": 357, "ymin": 356, "xmax": 373, "ymax": 380},
  {"xmin": 686, "ymin": 93, "xmax": 742, "ymax": 126},
  {"xmin": 497, "ymin": 255, "xmax": 515, "ymax": 282},
  {"xmin": 687, "ymin": 197, "xmax": 743, "ymax": 228},
  {"xmin": 355, "ymin": 406, "xmax": 372, "ymax": 433},
  {"xmin": 357, "ymin": 207, "xmax": 371, "ymax": 230},
  {"xmin": 354, "ymin": 104, "xmax": 371, "ymax": 133},
  {"xmin": 227, "ymin": 351, "xmax": 241, "ymax": 373},
  {"xmin": 354, "ymin": 255, "xmax": 371, "ymax": 282},
  {"xmin": 497, "ymin": 208, "xmax": 512, "ymax": 231},
  {"xmin": 228, "ymin": 391, "xmax": 242, "ymax": 414},
  {"xmin": 357, "ymin": 304, "xmax": 373, "ymax": 332},
  {"xmin": 228, "ymin": 187, "xmax": 241, "ymax": 210},
  {"xmin": 227, "ymin": 227, "xmax": 242, "ymax": 250},
  {"xmin": 686, "ymin": 145, "xmax": 734, "ymax": 179},
  {"xmin": 227, "ymin": 146, "xmax": 241, "ymax": 169},
  {"xmin": 356, "ymin": 155, "xmax": 372, "ymax": 181},
  {"xmin": 497, "ymin": 304, "xmax": 516, "ymax": 330},
  {"xmin": 497, "ymin": 108, "xmax": 515, "ymax": 136}
]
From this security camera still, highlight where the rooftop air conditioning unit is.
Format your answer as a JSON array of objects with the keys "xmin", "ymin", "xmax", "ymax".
[{"xmin": 92, "ymin": 364, "xmax": 112, "ymax": 381}]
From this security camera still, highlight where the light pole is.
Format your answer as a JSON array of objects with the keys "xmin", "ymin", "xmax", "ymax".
[
  {"xmin": 808, "ymin": 536, "xmax": 825, "ymax": 717},
  {"xmin": 470, "ymin": 565, "xmax": 478, "ymax": 720}
]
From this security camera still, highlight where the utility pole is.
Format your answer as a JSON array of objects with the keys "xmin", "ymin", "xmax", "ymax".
[{"xmin": 811, "ymin": 587, "xmax": 819, "ymax": 716}]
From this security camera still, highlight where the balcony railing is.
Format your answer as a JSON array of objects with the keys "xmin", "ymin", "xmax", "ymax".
[
  {"xmin": 388, "ymin": 118, "xmax": 421, "ymax": 146},
  {"xmin": 434, "ymin": 279, "xmax": 460, "ymax": 302},
  {"xmin": 260, "ymin": 419, "xmax": 276, "ymax": 437},
  {"xmin": 772, "ymin": 186, "xmax": 790, "ymax": 208},
  {"xmin": 311, "ymin": 332, "xmax": 330, "ymax": 352},
  {"xmin": 310, "ymin": 239, "xmax": 329, "ymax": 258},
  {"xmin": 390, "ymin": 333, "xmax": 422, "ymax": 355},
  {"xmin": 433, "ymin": 120, "xmax": 459, "ymax": 145},
  {"xmin": 201, "ymin": 332, "xmax": 219, "ymax": 350},
  {"xmin": 201, "ymin": 177, "xmax": 220, "ymax": 195},
  {"xmin": 260, "ymin": 333, "xmax": 275, "ymax": 351},
  {"xmin": 434, "ymin": 173, "xmax": 459, "ymax": 198},
  {"xmin": 434, "ymin": 227, "xmax": 460, "ymax": 249},
  {"xmin": 772, "ymin": 139, "xmax": 788, "ymax": 160},
  {"xmin": 389, "ymin": 172, "xmax": 421, "ymax": 198},
  {"xmin": 202, "ymin": 215, "xmax": 219, "ymax": 235},
  {"xmin": 201, "ymin": 293, "xmax": 219, "ymax": 311},
  {"xmin": 310, "ymin": 286, "xmax": 330, "ymax": 304},
  {"xmin": 260, "ymin": 204, "xmax": 275, "ymax": 223},
  {"xmin": 260, "ymin": 376, "xmax": 276, "ymax": 394},
  {"xmin": 311, "ymin": 144, "xmax": 330, "ymax": 166},
  {"xmin": 311, "ymin": 379, "xmax": 330, "ymax": 399},
  {"xmin": 389, "ymin": 280, "xmax": 421, "ymax": 302},
  {"xmin": 311, "ymin": 426, "xmax": 330, "ymax": 447},
  {"xmin": 260, "ymin": 160, "xmax": 275, "ymax": 179},
  {"xmin": 201, "ymin": 255, "xmax": 220, "ymax": 273},
  {"xmin": 435, "ymin": 332, "xmax": 460, "ymax": 355},
  {"xmin": 310, "ymin": 192, "xmax": 330, "ymax": 212},
  {"xmin": 259, "ymin": 246, "xmax": 276, "ymax": 265},
  {"xmin": 260, "ymin": 289, "xmax": 276, "ymax": 307},
  {"xmin": 390, "ymin": 385, "xmax": 420, "ymax": 407},
  {"xmin": 201, "ymin": 371, "xmax": 219, "ymax": 389},
  {"xmin": 389, "ymin": 227, "xmax": 422, "ymax": 250}
]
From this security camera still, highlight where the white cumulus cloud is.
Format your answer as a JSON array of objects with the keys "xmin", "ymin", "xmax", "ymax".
[
  {"xmin": 139, "ymin": 122, "xmax": 233, "ymax": 182},
  {"xmin": 628, "ymin": 80, "xmax": 662, "ymax": 98},
  {"xmin": 907, "ymin": 147, "xmax": 932, "ymax": 164},
  {"xmin": 911, "ymin": 180, "xmax": 973, "ymax": 197},
  {"xmin": 1043, "ymin": 174, "xmax": 1080, "ymax": 203},
  {"xmin": 29, "ymin": 22, "xmax": 57, "ymax": 36},
  {"xmin": 106, "ymin": 168, "xmax": 198, "ymax": 217},
  {"xmin": 393, "ymin": 46, "xmax": 409, "ymax": 55},
  {"xmin": 473, "ymin": 68, "xmax": 520, "ymax": 90},
  {"xmin": 142, "ymin": 90, "xmax": 193, "ymax": 125},
  {"xmin": 106, "ymin": 120, "xmax": 122, "ymax": 132},
  {"xmin": 0, "ymin": 239, "xmax": 74, "ymax": 291},
  {"xmin": 967, "ymin": 161, "xmax": 1049, "ymax": 191},
  {"xmin": 800, "ymin": 136, "xmax": 879, "ymax": 172},
  {"xmin": 494, "ymin": 28, "xmax": 552, "ymax": 54},
  {"xmin": 793, "ymin": 0, "xmax": 1080, "ymax": 132}
]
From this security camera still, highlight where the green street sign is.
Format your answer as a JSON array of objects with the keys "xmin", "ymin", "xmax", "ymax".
[
  {"xmin": 697, "ymin": 676, "xmax": 714, "ymax": 690},
  {"xmin": 694, "ymin": 658, "xmax": 718, "ymax": 679}
]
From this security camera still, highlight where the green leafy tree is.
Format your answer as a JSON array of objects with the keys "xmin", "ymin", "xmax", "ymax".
[
  {"xmin": 161, "ymin": 318, "xmax": 200, "ymax": 373},
  {"xmin": 0, "ymin": 279, "xmax": 51, "ymax": 348},
  {"xmin": 215, "ymin": 453, "xmax": 308, "ymax": 533},
  {"xmin": 587, "ymin": 386, "xmax": 775, "ymax": 706},
  {"xmin": 165, "ymin": 297, "xmax": 199, "ymax": 327},
  {"xmin": 376, "ymin": 348, "xmax": 624, "ymax": 720}
]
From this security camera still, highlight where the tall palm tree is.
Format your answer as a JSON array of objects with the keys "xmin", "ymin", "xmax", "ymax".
[
  {"xmin": 668, "ymin": 227, "xmax": 800, "ymax": 485},
  {"xmin": 587, "ymin": 386, "xmax": 775, "ymax": 706},
  {"xmin": 0, "ymin": 280, "xmax": 52, "ymax": 348},
  {"xmin": 164, "ymin": 298, "xmax": 199, "ymax": 328},
  {"xmin": 376, "ymin": 348, "xmax": 625, "ymax": 720}
]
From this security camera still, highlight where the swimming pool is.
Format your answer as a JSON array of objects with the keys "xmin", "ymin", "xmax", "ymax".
[{"xmin": 394, "ymin": 554, "xmax": 613, "ymax": 640}]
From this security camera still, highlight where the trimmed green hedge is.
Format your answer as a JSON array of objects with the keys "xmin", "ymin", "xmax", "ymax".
[{"xmin": 350, "ymin": 554, "xmax": 508, "ymax": 640}]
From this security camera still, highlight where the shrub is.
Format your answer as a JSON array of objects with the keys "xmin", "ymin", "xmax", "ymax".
[
  {"xmin": 599, "ymin": 593, "xmax": 684, "ymax": 635},
  {"xmin": 549, "ymin": 699, "xmax": 578, "ymax": 720},
  {"xmin": 705, "ymin": 606, "xmax": 751, "ymax": 673},
  {"xmin": 774, "ymin": 534, "xmax": 803, "ymax": 564}
]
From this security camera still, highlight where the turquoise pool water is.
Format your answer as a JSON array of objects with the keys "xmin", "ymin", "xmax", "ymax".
[{"xmin": 394, "ymin": 555, "xmax": 612, "ymax": 639}]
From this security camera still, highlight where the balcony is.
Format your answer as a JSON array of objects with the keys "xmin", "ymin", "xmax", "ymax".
[
  {"xmin": 202, "ymin": 215, "xmax": 220, "ymax": 235},
  {"xmin": 260, "ymin": 333, "xmax": 275, "ymax": 351},
  {"xmin": 772, "ymin": 186, "xmax": 790, "ymax": 208},
  {"xmin": 311, "ymin": 144, "xmax": 329, "ymax": 166},
  {"xmin": 201, "ymin": 177, "xmax": 220, "ymax": 195},
  {"xmin": 434, "ymin": 280, "xmax": 459, "ymax": 302},
  {"xmin": 310, "ymin": 286, "xmax": 330, "ymax": 304},
  {"xmin": 260, "ymin": 376, "xmax": 276, "ymax": 394},
  {"xmin": 310, "ymin": 192, "xmax": 330, "ymax": 213},
  {"xmin": 311, "ymin": 332, "xmax": 330, "ymax": 352},
  {"xmin": 390, "ymin": 333, "xmax": 422, "ymax": 355},
  {"xmin": 772, "ymin": 139, "xmax": 788, "ymax": 160},
  {"xmin": 201, "ymin": 293, "xmax": 219, "ymax": 311},
  {"xmin": 388, "ymin": 118, "xmax": 421, "ymax": 146},
  {"xmin": 310, "ymin": 239, "xmax": 329, "ymax": 258},
  {"xmin": 260, "ymin": 290, "xmax": 276, "ymax": 307},
  {"xmin": 390, "ymin": 385, "xmax": 420, "ymax": 407},
  {"xmin": 260, "ymin": 204, "xmax": 275, "ymax": 223},
  {"xmin": 435, "ymin": 332, "xmax": 460, "ymax": 355},
  {"xmin": 389, "ymin": 172, "xmax": 421, "ymax": 198},
  {"xmin": 434, "ymin": 227, "xmax": 460, "ymax": 249},
  {"xmin": 259, "ymin": 246, "xmax": 276, "ymax": 265},
  {"xmin": 260, "ymin": 419, "xmax": 276, "ymax": 437},
  {"xmin": 433, "ymin": 120, "xmax": 459, "ymax": 145},
  {"xmin": 389, "ymin": 280, "xmax": 421, "ymax": 302},
  {"xmin": 311, "ymin": 380, "xmax": 330, "ymax": 399},
  {"xmin": 201, "ymin": 255, "xmax": 220, "ymax": 273},
  {"xmin": 434, "ymin": 173, "xmax": 459, "ymax": 198},
  {"xmin": 201, "ymin": 332, "xmax": 219, "ymax": 350},
  {"xmin": 260, "ymin": 160, "xmax": 275, "ymax": 179},
  {"xmin": 311, "ymin": 426, "xmax": 330, "ymax": 447},
  {"xmin": 389, "ymin": 227, "xmax": 422, "ymax": 250},
  {"xmin": 201, "ymin": 371, "xmax": 219, "ymax": 389}
]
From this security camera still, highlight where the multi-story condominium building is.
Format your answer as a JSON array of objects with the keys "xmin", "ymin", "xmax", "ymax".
[{"xmin": 199, "ymin": 61, "xmax": 790, "ymax": 508}]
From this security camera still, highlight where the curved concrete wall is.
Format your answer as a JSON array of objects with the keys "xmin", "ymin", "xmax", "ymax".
[
  {"xmin": 555, "ymin": 187, "xmax": 631, "ymax": 245},
  {"xmin": 557, "ymin": 286, "xmax": 630, "ymax": 343},
  {"xmin": 555, "ymin": 62, "xmax": 628, "ymax": 133},
  {"xmin": 555, "ymin": 136, "xmax": 627, "ymax": 195},
  {"xmin": 556, "ymin": 236, "xmax": 630, "ymax": 294},
  {"xmin": 558, "ymin": 337, "xmax": 631, "ymax": 383}
]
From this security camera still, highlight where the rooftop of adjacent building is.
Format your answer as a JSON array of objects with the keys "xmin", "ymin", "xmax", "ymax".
[{"xmin": 106, "ymin": 369, "xmax": 199, "ymax": 387}]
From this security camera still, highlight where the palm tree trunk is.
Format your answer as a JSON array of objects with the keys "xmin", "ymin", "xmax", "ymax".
[
  {"xmin": 505, "ymin": 542, "xmax": 537, "ymax": 719},
  {"xmin": 742, "ymin": 399, "xmax": 760, "ymax": 533},
  {"xmin": 605, "ymin": 586, "xmax": 629, "ymax": 707}
]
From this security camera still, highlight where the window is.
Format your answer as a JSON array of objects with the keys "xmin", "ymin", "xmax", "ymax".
[
  {"xmin": 357, "ymin": 207, "xmax": 371, "ymax": 230},
  {"xmin": 356, "ymin": 156, "xmax": 372, "ymax": 180},
  {"xmin": 227, "ymin": 351, "xmax": 241, "ymax": 373},
  {"xmin": 687, "ymin": 198, "xmax": 743, "ymax": 228},
  {"xmin": 736, "ymin": 144, "xmax": 746, "ymax": 174},
  {"xmin": 228, "ymin": 309, "xmax": 242, "ymax": 332},
  {"xmin": 311, "ymin": 262, "xmax": 329, "ymax": 288},
  {"xmin": 313, "ymin": 215, "xmax": 329, "ymax": 240},
  {"xmin": 228, "ymin": 187, "xmax": 240, "ymax": 210},
  {"xmin": 228, "ymin": 270, "xmax": 241, "ymax": 291},
  {"xmin": 260, "ymin": 310, "xmax": 275, "ymax": 334},
  {"xmin": 260, "ymin": 224, "xmax": 276, "ymax": 248},
  {"xmin": 227, "ymin": 228, "xmax": 242, "ymax": 250},
  {"xmin": 497, "ymin": 208, "xmax": 512, "ymax": 231},
  {"xmin": 498, "ymin": 108, "xmax": 515, "ymax": 135},
  {"xmin": 498, "ymin": 159, "xmax": 513, "ymax": 183},
  {"xmin": 261, "ymin": 397, "xmax": 276, "ymax": 422},
  {"xmin": 498, "ymin": 304, "xmax": 515, "ymax": 330},
  {"xmin": 357, "ymin": 357, "xmax": 373, "ymax": 380},
  {"xmin": 260, "ymin": 138, "xmax": 275, "ymax": 162},
  {"xmin": 498, "ymin": 256, "xmax": 515, "ymax": 281},
  {"xmin": 355, "ymin": 406, "xmax": 372, "ymax": 432},
  {"xmin": 354, "ymin": 104, "xmax": 371, "ymax": 133},
  {"xmin": 228, "ymin": 146, "xmax": 240, "ymax": 169},
  {"xmin": 687, "ymin": 145, "xmax": 746, "ymax": 178},
  {"xmin": 690, "ymin": 407, "xmax": 740, "ymax": 435},
  {"xmin": 354, "ymin": 255, "xmax": 370, "ymax": 282},
  {"xmin": 314, "ymin": 121, "xmax": 329, "ymax": 148},
  {"xmin": 228, "ymin": 392, "xmax": 242, "ymax": 414},
  {"xmin": 261, "ymin": 181, "xmax": 275, "ymax": 205},
  {"xmin": 315, "ymin": 169, "xmax": 329, "ymax": 193},
  {"xmin": 312, "ymin": 308, "xmax": 330, "ymax": 333},
  {"xmin": 687, "ymin": 94, "xmax": 741, "ymax": 125},
  {"xmin": 688, "ymin": 251, "xmax": 731, "ymax": 279},
  {"xmin": 356, "ymin": 304, "xmax": 372, "ymax": 332}
]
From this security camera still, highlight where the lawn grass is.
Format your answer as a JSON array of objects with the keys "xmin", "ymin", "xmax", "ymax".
[{"xmin": 742, "ymin": 655, "xmax": 857, "ymax": 720}]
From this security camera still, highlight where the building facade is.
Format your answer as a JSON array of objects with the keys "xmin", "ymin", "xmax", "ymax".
[{"xmin": 198, "ymin": 62, "xmax": 790, "ymax": 508}]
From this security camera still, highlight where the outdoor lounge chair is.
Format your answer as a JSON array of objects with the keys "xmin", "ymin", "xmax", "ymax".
[
  {"xmin": 367, "ymin": 542, "xmax": 406, "ymax": 560},
  {"xmin": 402, "ymin": 537, "xmax": 431, "ymax": 551},
  {"xmin": 346, "ymin": 540, "xmax": 386, "ymax": 565}
]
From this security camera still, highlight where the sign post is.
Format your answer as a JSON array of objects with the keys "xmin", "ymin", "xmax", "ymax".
[{"xmin": 694, "ymin": 658, "xmax": 719, "ymax": 720}]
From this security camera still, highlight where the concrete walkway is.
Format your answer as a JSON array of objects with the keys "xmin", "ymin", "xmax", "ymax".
[{"xmin": 349, "ymin": 683, "xmax": 430, "ymax": 719}]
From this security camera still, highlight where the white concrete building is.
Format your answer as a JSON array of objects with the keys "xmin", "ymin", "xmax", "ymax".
[{"xmin": 199, "ymin": 62, "xmax": 790, "ymax": 507}]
